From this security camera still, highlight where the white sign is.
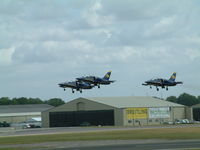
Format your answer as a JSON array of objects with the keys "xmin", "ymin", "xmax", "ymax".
[{"xmin": 149, "ymin": 107, "xmax": 170, "ymax": 118}]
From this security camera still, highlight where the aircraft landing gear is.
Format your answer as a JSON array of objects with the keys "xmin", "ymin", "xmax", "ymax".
[
  {"xmin": 156, "ymin": 87, "xmax": 159, "ymax": 91},
  {"xmin": 80, "ymin": 90, "xmax": 82, "ymax": 93},
  {"xmin": 72, "ymin": 89, "xmax": 75, "ymax": 93},
  {"xmin": 166, "ymin": 87, "xmax": 168, "ymax": 91},
  {"xmin": 98, "ymin": 85, "xmax": 100, "ymax": 88},
  {"xmin": 150, "ymin": 86, "xmax": 152, "ymax": 89},
  {"xmin": 64, "ymin": 88, "xmax": 66, "ymax": 91}
]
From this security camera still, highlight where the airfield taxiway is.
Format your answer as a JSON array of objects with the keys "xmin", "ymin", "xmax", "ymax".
[
  {"xmin": 1, "ymin": 139, "xmax": 200, "ymax": 150},
  {"xmin": 42, "ymin": 140, "xmax": 200, "ymax": 150},
  {"xmin": 1, "ymin": 125, "xmax": 200, "ymax": 150},
  {"xmin": 1, "ymin": 124, "xmax": 200, "ymax": 137}
]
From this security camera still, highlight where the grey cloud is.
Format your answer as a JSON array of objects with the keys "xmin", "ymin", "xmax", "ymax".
[
  {"xmin": 100, "ymin": 0, "xmax": 184, "ymax": 21},
  {"xmin": 0, "ymin": 0, "xmax": 200, "ymax": 99}
]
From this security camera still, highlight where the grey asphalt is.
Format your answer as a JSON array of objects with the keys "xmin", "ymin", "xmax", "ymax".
[
  {"xmin": 1, "ymin": 125, "xmax": 200, "ymax": 150},
  {"xmin": 42, "ymin": 140, "xmax": 200, "ymax": 150},
  {"xmin": 1, "ymin": 124, "xmax": 200, "ymax": 137}
]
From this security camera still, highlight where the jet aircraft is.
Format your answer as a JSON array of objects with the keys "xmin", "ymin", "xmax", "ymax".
[
  {"xmin": 58, "ymin": 81, "xmax": 94, "ymax": 93},
  {"xmin": 142, "ymin": 72, "xmax": 183, "ymax": 91},
  {"xmin": 76, "ymin": 71, "xmax": 115, "ymax": 88}
]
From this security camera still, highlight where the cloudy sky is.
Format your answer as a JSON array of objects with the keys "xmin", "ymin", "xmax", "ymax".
[{"xmin": 0, "ymin": 0, "xmax": 200, "ymax": 101}]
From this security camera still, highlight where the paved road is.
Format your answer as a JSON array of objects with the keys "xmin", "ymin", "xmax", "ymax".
[
  {"xmin": 43, "ymin": 140, "xmax": 200, "ymax": 150},
  {"xmin": 1, "ymin": 124, "xmax": 200, "ymax": 137}
]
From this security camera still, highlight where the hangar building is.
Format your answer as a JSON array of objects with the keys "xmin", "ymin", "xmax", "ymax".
[
  {"xmin": 42, "ymin": 96, "xmax": 191, "ymax": 127},
  {"xmin": 192, "ymin": 103, "xmax": 200, "ymax": 121},
  {"xmin": 0, "ymin": 104, "xmax": 53, "ymax": 123}
]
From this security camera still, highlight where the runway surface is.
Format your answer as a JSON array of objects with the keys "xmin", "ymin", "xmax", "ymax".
[
  {"xmin": 42, "ymin": 140, "xmax": 200, "ymax": 150},
  {"xmin": 1, "ymin": 125, "xmax": 200, "ymax": 150},
  {"xmin": 1, "ymin": 124, "xmax": 200, "ymax": 137}
]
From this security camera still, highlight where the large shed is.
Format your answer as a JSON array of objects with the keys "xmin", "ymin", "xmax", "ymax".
[
  {"xmin": 192, "ymin": 103, "xmax": 200, "ymax": 121},
  {"xmin": 0, "ymin": 104, "xmax": 53, "ymax": 123},
  {"xmin": 42, "ymin": 96, "xmax": 190, "ymax": 127}
]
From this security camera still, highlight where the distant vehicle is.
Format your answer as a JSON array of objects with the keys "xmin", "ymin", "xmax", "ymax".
[
  {"xmin": 0, "ymin": 121, "xmax": 10, "ymax": 127},
  {"xmin": 11, "ymin": 118, "xmax": 41, "ymax": 129},
  {"xmin": 58, "ymin": 81, "xmax": 94, "ymax": 93},
  {"xmin": 175, "ymin": 119, "xmax": 190, "ymax": 124},
  {"xmin": 142, "ymin": 72, "xmax": 183, "ymax": 91},
  {"xmin": 76, "ymin": 71, "xmax": 115, "ymax": 88},
  {"xmin": 80, "ymin": 122, "xmax": 90, "ymax": 126}
]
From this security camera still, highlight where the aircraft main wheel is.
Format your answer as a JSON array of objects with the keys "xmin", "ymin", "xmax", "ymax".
[
  {"xmin": 64, "ymin": 89, "xmax": 65, "ymax": 91},
  {"xmin": 80, "ymin": 91, "xmax": 82, "ymax": 93},
  {"xmin": 72, "ymin": 90, "xmax": 75, "ymax": 93},
  {"xmin": 157, "ymin": 88, "xmax": 159, "ymax": 91},
  {"xmin": 98, "ymin": 85, "xmax": 100, "ymax": 88},
  {"xmin": 166, "ymin": 87, "xmax": 168, "ymax": 91},
  {"xmin": 150, "ymin": 86, "xmax": 152, "ymax": 89}
]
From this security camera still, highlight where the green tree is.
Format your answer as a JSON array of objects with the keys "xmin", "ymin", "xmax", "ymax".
[
  {"xmin": 197, "ymin": 96, "xmax": 200, "ymax": 103},
  {"xmin": 11, "ymin": 97, "xmax": 29, "ymax": 105},
  {"xmin": 166, "ymin": 96, "xmax": 177, "ymax": 103},
  {"xmin": 177, "ymin": 93, "xmax": 198, "ymax": 106},
  {"xmin": 0, "ymin": 97, "xmax": 11, "ymax": 105},
  {"xmin": 28, "ymin": 98, "xmax": 43, "ymax": 104},
  {"xmin": 45, "ymin": 98, "xmax": 65, "ymax": 107}
]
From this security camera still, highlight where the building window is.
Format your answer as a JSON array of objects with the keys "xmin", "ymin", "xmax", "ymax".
[{"xmin": 76, "ymin": 102, "xmax": 85, "ymax": 111}]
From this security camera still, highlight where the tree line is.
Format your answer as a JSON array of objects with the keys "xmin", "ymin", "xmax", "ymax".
[
  {"xmin": 166, "ymin": 93, "xmax": 200, "ymax": 106},
  {"xmin": 0, "ymin": 97, "xmax": 65, "ymax": 107},
  {"xmin": 0, "ymin": 93, "xmax": 199, "ymax": 107}
]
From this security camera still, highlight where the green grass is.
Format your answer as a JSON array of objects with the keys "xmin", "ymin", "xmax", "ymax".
[
  {"xmin": 0, "ymin": 127, "xmax": 200, "ymax": 145},
  {"xmin": 0, "ymin": 148, "xmax": 28, "ymax": 150},
  {"xmin": 0, "ymin": 147, "xmax": 45, "ymax": 150}
]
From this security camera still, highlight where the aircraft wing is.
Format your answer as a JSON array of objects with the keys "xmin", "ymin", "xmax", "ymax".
[
  {"xmin": 142, "ymin": 83, "xmax": 148, "ymax": 86},
  {"xmin": 76, "ymin": 77, "xmax": 95, "ymax": 83}
]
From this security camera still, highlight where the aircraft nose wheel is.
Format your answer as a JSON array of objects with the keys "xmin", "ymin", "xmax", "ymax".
[
  {"xmin": 156, "ymin": 88, "xmax": 159, "ymax": 91},
  {"xmin": 166, "ymin": 87, "xmax": 168, "ymax": 91}
]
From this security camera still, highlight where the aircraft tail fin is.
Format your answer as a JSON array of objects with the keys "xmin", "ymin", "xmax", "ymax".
[
  {"xmin": 103, "ymin": 71, "xmax": 112, "ymax": 80},
  {"xmin": 169, "ymin": 72, "xmax": 176, "ymax": 81}
]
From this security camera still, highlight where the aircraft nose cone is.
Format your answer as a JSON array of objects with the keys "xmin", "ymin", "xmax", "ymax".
[
  {"xmin": 58, "ymin": 83, "xmax": 64, "ymax": 86},
  {"xmin": 145, "ymin": 80, "xmax": 150, "ymax": 83}
]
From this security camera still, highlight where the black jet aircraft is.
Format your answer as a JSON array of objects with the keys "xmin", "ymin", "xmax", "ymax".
[
  {"xmin": 142, "ymin": 72, "xmax": 183, "ymax": 91},
  {"xmin": 58, "ymin": 81, "xmax": 94, "ymax": 93},
  {"xmin": 76, "ymin": 71, "xmax": 115, "ymax": 88}
]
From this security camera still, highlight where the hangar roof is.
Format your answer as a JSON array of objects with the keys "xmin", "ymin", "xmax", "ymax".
[
  {"xmin": 0, "ymin": 104, "xmax": 53, "ymax": 114},
  {"xmin": 85, "ymin": 96, "xmax": 184, "ymax": 108},
  {"xmin": 192, "ymin": 103, "xmax": 200, "ymax": 108}
]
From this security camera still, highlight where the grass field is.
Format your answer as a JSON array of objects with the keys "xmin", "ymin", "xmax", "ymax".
[
  {"xmin": 0, "ymin": 148, "xmax": 39, "ymax": 150},
  {"xmin": 0, "ymin": 127, "xmax": 200, "ymax": 145}
]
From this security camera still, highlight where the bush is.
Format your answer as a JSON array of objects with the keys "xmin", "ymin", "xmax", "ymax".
[{"xmin": 0, "ymin": 121, "xmax": 10, "ymax": 127}]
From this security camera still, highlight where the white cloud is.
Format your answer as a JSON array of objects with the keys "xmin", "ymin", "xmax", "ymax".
[
  {"xmin": 184, "ymin": 49, "xmax": 200, "ymax": 61},
  {"xmin": 185, "ymin": 36, "xmax": 200, "ymax": 45},
  {"xmin": 0, "ymin": 0, "xmax": 200, "ymax": 99},
  {"xmin": 144, "ymin": 16, "xmax": 177, "ymax": 37},
  {"xmin": 82, "ymin": 1, "xmax": 115, "ymax": 27},
  {"xmin": 0, "ymin": 47, "xmax": 15, "ymax": 65}
]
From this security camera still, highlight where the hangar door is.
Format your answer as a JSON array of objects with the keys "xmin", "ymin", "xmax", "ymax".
[
  {"xmin": 193, "ymin": 108, "xmax": 200, "ymax": 121},
  {"xmin": 49, "ymin": 110, "xmax": 114, "ymax": 127}
]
